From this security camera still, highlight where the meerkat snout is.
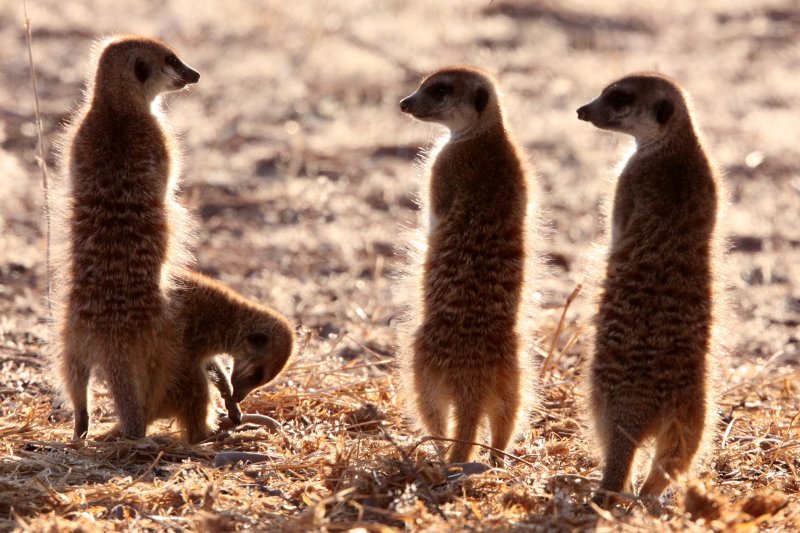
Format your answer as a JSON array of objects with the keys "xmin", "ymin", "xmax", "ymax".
[
  {"xmin": 399, "ymin": 67, "xmax": 497, "ymax": 136},
  {"xmin": 137, "ymin": 52, "xmax": 199, "ymax": 93},
  {"xmin": 161, "ymin": 53, "xmax": 200, "ymax": 88}
]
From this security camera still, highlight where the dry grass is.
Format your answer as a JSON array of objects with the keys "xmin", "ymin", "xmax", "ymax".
[
  {"xmin": 1, "ymin": 0, "xmax": 799, "ymax": 531},
  {"xmin": 1, "ymin": 319, "xmax": 798, "ymax": 531}
]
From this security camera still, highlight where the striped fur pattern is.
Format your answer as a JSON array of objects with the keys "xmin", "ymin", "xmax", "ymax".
[{"xmin": 577, "ymin": 72, "xmax": 728, "ymax": 503}]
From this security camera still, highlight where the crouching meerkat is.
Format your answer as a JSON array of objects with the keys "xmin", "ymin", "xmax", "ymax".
[
  {"xmin": 54, "ymin": 36, "xmax": 199, "ymax": 440},
  {"xmin": 157, "ymin": 270, "xmax": 295, "ymax": 443},
  {"xmin": 577, "ymin": 73, "xmax": 727, "ymax": 503},
  {"xmin": 397, "ymin": 66, "xmax": 539, "ymax": 466}
]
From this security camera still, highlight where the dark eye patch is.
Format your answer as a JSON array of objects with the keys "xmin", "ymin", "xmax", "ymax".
[
  {"xmin": 606, "ymin": 89, "xmax": 635, "ymax": 110},
  {"xmin": 247, "ymin": 332, "xmax": 269, "ymax": 349},
  {"xmin": 426, "ymin": 82, "xmax": 453, "ymax": 100},
  {"xmin": 134, "ymin": 58, "xmax": 150, "ymax": 83},
  {"xmin": 165, "ymin": 54, "xmax": 180, "ymax": 67}
]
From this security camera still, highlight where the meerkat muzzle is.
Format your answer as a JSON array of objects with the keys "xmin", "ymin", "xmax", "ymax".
[
  {"xmin": 178, "ymin": 63, "xmax": 200, "ymax": 85},
  {"xmin": 399, "ymin": 95, "xmax": 414, "ymax": 113}
]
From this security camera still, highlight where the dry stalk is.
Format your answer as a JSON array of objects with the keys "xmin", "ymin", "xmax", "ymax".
[
  {"xmin": 22, "ymin": 1, "xmax": 52, "ymax": 318},
  {"xmin": 542, "ymin": 284, "xmax": 582, "ymax": 377}
]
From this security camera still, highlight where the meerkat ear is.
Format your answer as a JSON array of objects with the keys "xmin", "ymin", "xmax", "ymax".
[
  {"xmin": 655, "ymin": 99, "xmax": 674, "ymax": 125},
  {"xmin": 134, "ymin": 58, "xmax": 151, "ymax": 83},
  {"xmin": 474, "ymin": 87, "xmax": 489, "ymax": 113}
]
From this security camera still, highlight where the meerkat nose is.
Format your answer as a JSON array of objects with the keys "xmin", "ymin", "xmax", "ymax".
[
  {"xmin": 180, "ymin": 65, "xmax": 200, "ymax": 84},
  {"xmin": 576, "ymin": 105, "xmax": 589, "ymax": 121},
  {"xmin": 399, "ymin": 96, "xmax": 412, "ymax": 113}
]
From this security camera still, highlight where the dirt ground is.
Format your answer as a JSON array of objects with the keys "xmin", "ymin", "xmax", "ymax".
[{"xmin": 1, "ymin": 0, "xmax": 799, "ymax": 531}]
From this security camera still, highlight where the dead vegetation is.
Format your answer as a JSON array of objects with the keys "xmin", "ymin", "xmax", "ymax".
[{"xmin": 1, "ymin": 0, "xmax": 799, "ymax": 531}]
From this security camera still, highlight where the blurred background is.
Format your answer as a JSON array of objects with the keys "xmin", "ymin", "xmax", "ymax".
[
  {"xmin": 0, "ymin": 0, "xmax": 798, "ymax": 527},
  {"xmin": 2, "ymin": 0, "xmax": 798, "ymax": 362}
]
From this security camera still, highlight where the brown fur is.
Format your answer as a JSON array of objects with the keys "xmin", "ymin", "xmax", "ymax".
[
  {"xmin": 577, "ymin": 73, "xmax": 727, "ymax": 502},
  {"xmin": 397, "ymin": 66, "xmax": 539, "ymax": 465},
  {"xmin": 157, "ymin": 270, "xmax": 296, "ymax": 443},
  {"xmin": 55, "ymin": 36, "xmax": 199, "ymax": 440}
]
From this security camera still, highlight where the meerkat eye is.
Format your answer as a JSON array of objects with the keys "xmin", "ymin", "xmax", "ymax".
[
  {"xmin": 247, "ymin": 332, "xmax": 269, "ymax": 349},
  {"xmin": 427, "ymin": 82, "xmax": 452, "ymax": 100},
  {"xmin": 608, "ymin": 90, "xmax": 634, "ymax": 110},
  {"xmin": 165, "ymin": 54, "xmax": 180, "ymax": 67},
  {"xmin": 134, "ymin": 58, "xmax": 151, "ymax": 83}
]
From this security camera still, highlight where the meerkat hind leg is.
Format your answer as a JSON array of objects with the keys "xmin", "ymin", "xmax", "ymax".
[
  {"xmin": 183, "ymin": 399, "xmax": 215, "ymax": 444},
  {"xmin": 63, "ymin": 347, "xmax": 91, "ymax": 440},
  {"xmin": 487, "ymin": 379, "xmax": 521, "ymax": 467},
  {"xmin": 594, "ymin": 426, "xmax": 639, "ymax": 506},
  {"xmin": 640, "ymin": 418, "xmax": 703, "ymax": 499},
  {"xmin": 177, "ymin": 366, "xmax": 216, "ymax": 443},
  {"xmin": 103, "ymin": 356, "xmax": 147, "ymax": 439},
  {"xmin": 447, "ymin": 392, "xmax": 484, "ymax": 464},
  {"xmin": 415, "ymin": 377, "xmax": 449, "ymax": 458}
]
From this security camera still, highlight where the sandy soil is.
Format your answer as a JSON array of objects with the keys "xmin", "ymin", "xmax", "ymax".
[{"xmin": 0, "ymin": 0, "xmax": 798, "ymax": 530}]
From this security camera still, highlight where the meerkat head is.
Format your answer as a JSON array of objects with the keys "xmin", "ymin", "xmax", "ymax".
[
  {"xmin": 229, "ymin": 312, "xmax": 295, "ymax": 403},
  {"xmin": 92, "ymin": 35, "xmax": 200, "ymax": 107},
  {"xmin": 399, "ymin": 66, "xmax": 502, "ymax": 137},
  {"xmin": 576, "ymin": 72, "xmax": 689, "ymax": 145}
]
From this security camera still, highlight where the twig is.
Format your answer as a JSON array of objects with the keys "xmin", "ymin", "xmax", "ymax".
[
  {"xmin": 542, "ymin": 284, "xmax": 582, "ymax": 376},
  {"xmin": 124, "ymin": 451, "xmax": 164, "ymax": 488},
  {"xmin": 23, "ymin": 1, "xmax": 52, "ymax": 317},
  {"xmin": 416, "ymin": 436, "xmax": 538, "ymax": 469},
  {"xmin": 721, "ymin": 416, "xmax": 738, "ymax": 448}
]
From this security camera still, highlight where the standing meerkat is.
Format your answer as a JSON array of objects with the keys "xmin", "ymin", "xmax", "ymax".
[
  {"xmin": 153, "ymin": 270, "xmax": 296, "ymax": 443},
  {"xmin": 397, "ymin": 66, "xmax": 539, "ymax": 466},
  {"xmin": 55, "ymin": 36, "xmax": 199, "ymax": 440},
  {"xmin": 577, "ymin": 73, "xmax": 726, "ymax": 503}
]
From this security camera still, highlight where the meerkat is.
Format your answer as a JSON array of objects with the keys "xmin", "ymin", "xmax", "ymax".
[
  {"xmin": 576, "ymin": 72, "xmax": 726, "ymax": 503},
  {"xmin": 150, "ymin": 270, "xmax": 296, "ymax": 443},
  {"xmin": 54, "ymin": 35, "xmax": 199, "ymax": 440},
  {"xmin": 397, "ymin": 66, "xmax": 539, "ymax": 466}
]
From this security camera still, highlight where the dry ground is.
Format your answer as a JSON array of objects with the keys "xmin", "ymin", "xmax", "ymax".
[{"xmin": 1, "ymin": 0, "xmax": 799, "ymax": 531}]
